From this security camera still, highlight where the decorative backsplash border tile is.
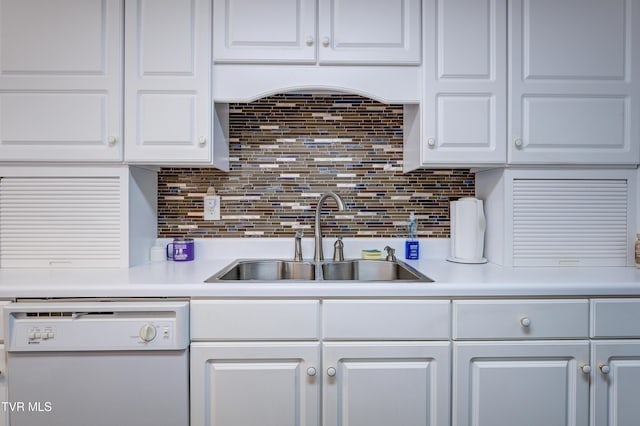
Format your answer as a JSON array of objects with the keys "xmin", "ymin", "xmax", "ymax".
[{"xmin": 158, "ymin": 94, "xmax": 474, "ymax": 238}]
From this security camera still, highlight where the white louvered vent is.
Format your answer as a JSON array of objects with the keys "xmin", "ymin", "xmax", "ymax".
[
  {"xmin": 0, "ymin": 177, "xmax": 122, "ymax": 268},
  {"xmin": 512, "ymin": 179, "xmax": 628, "ymax": 267}
]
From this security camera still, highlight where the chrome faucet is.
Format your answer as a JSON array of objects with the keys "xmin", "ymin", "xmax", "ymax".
[{"xmin": 314, "ymin": 192, "xmax": 345, "ymax": 261}]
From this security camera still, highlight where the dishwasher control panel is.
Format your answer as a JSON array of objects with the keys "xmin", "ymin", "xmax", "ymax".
[
  {"xmin": 26, "ymin": 325, "xmax": 56, "ymax": 342},
  {"xmin": 5, "ymin": 301, "xmax": 189, "ymax": 351}
]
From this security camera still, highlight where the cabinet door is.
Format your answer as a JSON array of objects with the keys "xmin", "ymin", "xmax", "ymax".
[
  {"xmin": 0, "ymin": 303, "xmax": 8, "ymax": 426},
  {"xmin": 0, "ymin": 0, "xmax": 122, "ymax": 161},
  {"xmin": 317, "ymin": 0, "xmax": 421, "ymax": 64},
  {"xmin": 453, "ymin": 341, "xmax": 590, "ymax": 426},
  {"xmin": 323, "ymin": 341, "xmax": 450, "ymax": 426},
  {"xmin": 191, "ymin": 342, "xmax": 320, "ymax": 426},
  {"xmin": 591, "ymin": 341, "xmax": 640, "ymax": 426},
  {"xmin": 0, "ymin": 344, "xmax": 5, "ymax": 426},
  {"xmin": 420, "ymin": 0, "xmax": 506, "ymax": 167},
  {"xmin": 213, "ymin": 0, "xmax": 317, "ymax": 63},
  {"xmin": 509, "ymin": 0, "xmax": 640, "ymax": 165},
  {"xmin": 124, "ymin": 0, "xmax": 213, "ymax": 164}
]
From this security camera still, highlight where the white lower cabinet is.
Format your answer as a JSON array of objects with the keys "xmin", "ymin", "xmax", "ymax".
[
  {"xmin": 323, "ymin": 341, "xmax": 450, "ymax": 426},
  {"xmin": 190, "ymin": 297, "xmax": 640, "ymax": 426},
  {"xmin": 453, "ymin": 298, "xmax": 640, "ymax": 426},
  {"xmin": 190, "ymin": 300, "xmax": 321, "ymax": 426},
  {"xmin": 591, "ymin": 341, "xmax": 640, "ymax": 426},
  {"xmin": 321, "ymin": 299, "xmax": 451, "ymax": 426},
  {"xmin": 0, "ymin": 301, "xmax": 10, "ymax": 426},
  {"xmin": 452, "ymin": 299, "xmax": 591, "ymax": 426},
  {"xmin": 0, "ymin": 343, "xmax": 5, "ymax": 426},
  {"xmin": 190, "ymin": 299, "xmax": 451, "ymax": 426},
  {"xmin": 453, "ymin": 341, "xmax": 590, "ymax": 426},
  {"xmin": 590, "ymin": 299, "xmax": 640, "ymax": 426},
  {"xmin": 190, "ymin": 342, "xmax": 320, "ymax": 426}
]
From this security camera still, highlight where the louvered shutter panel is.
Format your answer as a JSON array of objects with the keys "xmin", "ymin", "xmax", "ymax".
[
  {"xmin": 512, "ymin": 179, "xmax": 628, "ymax": 266},
  {"xmin": 0, "ymin": 177, "xmax": 123, "ymax": 268}
]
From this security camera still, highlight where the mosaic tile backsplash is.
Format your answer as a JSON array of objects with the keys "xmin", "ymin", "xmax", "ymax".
[{"xmin": 158, "ymin": 94, "xmax": 474, "ymax": 238}]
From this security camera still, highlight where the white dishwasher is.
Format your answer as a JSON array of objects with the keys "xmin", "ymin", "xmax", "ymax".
[{"xmin": 4, "ymin": 300, "xmax": 190, "ymax": 426}]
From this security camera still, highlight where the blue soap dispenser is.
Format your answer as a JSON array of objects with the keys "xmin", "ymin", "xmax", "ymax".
[{"xmin": 405, "ymin": 212, "xmax": 419, "ymax": 260}]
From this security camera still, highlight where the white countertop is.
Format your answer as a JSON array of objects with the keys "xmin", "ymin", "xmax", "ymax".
[{"xmin": 0, "ymin": 238, "xmax": 639, "ymax": 299}]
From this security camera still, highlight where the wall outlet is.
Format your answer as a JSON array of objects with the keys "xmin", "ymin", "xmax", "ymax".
[{"xmin": 203, "ymin": 194, "xmax": 221, "ymax": 221}]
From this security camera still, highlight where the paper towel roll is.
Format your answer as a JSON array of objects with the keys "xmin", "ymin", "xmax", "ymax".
[{"xmin": 449, "ymin": 197, "xmax": 486, "ymax": 263}]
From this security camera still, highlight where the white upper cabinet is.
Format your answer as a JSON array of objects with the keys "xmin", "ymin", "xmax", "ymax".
[
  {"xmin": 0, "ymin": 0, "xmax": 123, "ymax": 162},
  {"xmin": 0, "ymin": 0, "xmax": 228, "ymax": 168},
  {"xmin": 125, "ymin": 0, "xmax": 227, "ymax": 167},
  {"xmin": 317, "ymin": 0, "xmax": 421, "ymax": 64},
  {"xmin": 213, "ymin": 0, "xmax": 421, "ymax": 65},
  {"xmin": 213, "ymin": 0, "xmax": 317, "ymax": 63},
  {"xmin": 410, "ymin": 0, "xmax": 506, "ymax": 169},
  {"xmin": 509, "ymin": 0, "xmax": 640, "ymax": 165}
]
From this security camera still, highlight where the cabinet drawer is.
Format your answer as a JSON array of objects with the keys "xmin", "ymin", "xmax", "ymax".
[
  {"xmin": 323, "ymin": 300, "xmax": 450, "ymax": 340},
  {"xmin": 453, "ymin": 299, "xmax": 588, "ymax": 340},
  {"xmin": 591, "ymin": 299, "xmax": 640, "ymax": 338},
  {"xmin": 190, "ymin": 300, "xmax": 319, "ymax": 340}
]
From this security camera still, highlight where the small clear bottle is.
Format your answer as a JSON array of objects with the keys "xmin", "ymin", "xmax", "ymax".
[{"xmin": 635, "ymin": 233, "xmax": 640, "ymax": 268}]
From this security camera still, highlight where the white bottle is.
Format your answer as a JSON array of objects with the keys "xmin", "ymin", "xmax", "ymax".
[{"xmin": 150, "ymin": 243, "xmax": 166, "ymax": 262}]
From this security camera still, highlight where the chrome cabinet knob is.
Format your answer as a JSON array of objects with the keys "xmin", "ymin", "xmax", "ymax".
[
  {"xmin": 198, "ymin": 136, "xmax": 207, "ymax": 147},
  {"xmin": 580, "ymin": 364, "xmax": 591, "ymax": 374},
  {"xmin": 514, "ymin": 138, "xmax": 524, "ymax": 149},
  {"xmin": 327, "ymin": 367, "xmax": 337, "ymax": 377},
  {"xmin": 107, "ymin": 136, "xmax": 117, "ymax": 146},
  {"xmin": 599, "ymin": 364, "xmax": 610, "ymax": 374},
  {"xmin": 321, "ymin": 37, "xmax": 330, "ymax": 47},
  {"xmin": 427, "ymin": 138, "xmax": 436, "ymax": 148},
  {"xmin": 520, "ymin": 317, "xmax": 531, "ymax": 327},
  {"xmin": 307, "ymin": 367, "xmax": 317, "ymax": 377},
  {"xmin": 305, "ymin": 36, "xmax": 314, "ymax": 46}
]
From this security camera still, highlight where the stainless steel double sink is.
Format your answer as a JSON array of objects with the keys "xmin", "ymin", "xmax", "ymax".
[{"xmin": 205, "ymin": 259, "xmax": 433, "ymax": 282}]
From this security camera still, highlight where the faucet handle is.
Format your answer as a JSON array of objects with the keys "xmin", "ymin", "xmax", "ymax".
[
  {"xmin": 384, "ymin": 246, "xmax": 396, "ymax": 262},
  {"xmin": 333, "ymin": 236, "xmax": 344, "ymax": 261}
]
